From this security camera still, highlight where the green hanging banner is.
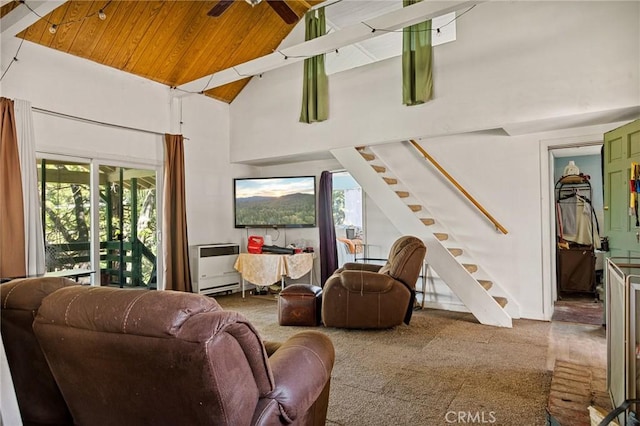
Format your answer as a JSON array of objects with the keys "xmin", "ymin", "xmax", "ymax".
[
  {"xmin": 300, "ymin": 7, "xmax": 328, "ymax": 123},
  {"xmin": 402, "ymin": 0, "xmax": 433, "ymax": 106}
]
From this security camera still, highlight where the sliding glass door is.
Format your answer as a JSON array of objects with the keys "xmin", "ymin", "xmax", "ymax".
[
  {"xmin": 99, "ymin": 165, "xmax": 157, "ymax": 288},
  {"xmin": 38, "ymin": 159, "xmax": 92, "ymax": 275},
  {"xmin": 38, "ymin": 156, "xmax": 161, "ymax": 287}
]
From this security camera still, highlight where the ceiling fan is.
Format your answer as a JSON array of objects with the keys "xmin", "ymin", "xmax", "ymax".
[{"xmin": 208, "ymin": 0, "xmax": 299, "ymax": 25}]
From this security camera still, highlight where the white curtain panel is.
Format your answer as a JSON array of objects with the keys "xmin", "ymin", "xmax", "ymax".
[
  {"xmin": 14, "ymin": 99, "xmax": 45, "ymax": 276},
  {"xmin": 0, "ymin": 333, "xmax": 22, "ymax": 426}
]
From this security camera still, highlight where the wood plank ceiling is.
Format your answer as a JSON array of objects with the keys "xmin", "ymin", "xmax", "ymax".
[{"xmin": 1, "ymin": 0, "xmax": 321, "ymax": 103}]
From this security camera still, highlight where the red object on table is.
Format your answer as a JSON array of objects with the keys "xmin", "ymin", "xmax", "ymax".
[{"xmin": 247, "ymin": 236, "xmax": 264, "ymax": 254}]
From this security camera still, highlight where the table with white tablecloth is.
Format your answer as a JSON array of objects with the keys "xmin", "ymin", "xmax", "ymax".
[{"xmin": 233, "ymin": 253, "xmax": 314, "ymax": 297}]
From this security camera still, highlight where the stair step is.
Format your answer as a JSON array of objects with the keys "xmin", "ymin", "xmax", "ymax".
[
  {"xmin": 493, "ymin": 296, "xmax": 508, "ymax": 308},
  {"xmin": 409, "ymin": 205, "xmax": 422, "ymax": 212},
  {"xmin": 463, "ymin": 264, "xmax": 478, "ymax": 273},
  {"xmin": 434, "ymin": 232, "xmax": 448, "ymax": 241},
  {"xmin": 359, "ymin": 151, "xmax": 375, "ymax": 161},
  {"xmin": 396, "ymin": 191, "xmax": 410, "ymax": 198},
  {"xmin": 420, "ymin": 218, "xmax": 435, "ymax": 226},
  {"xmin": 371, "ymin": 165, "xmax": 386, "ymax": 173},
  {"xmin": 383, "ymin": 177, "xmax": 398, "ymax": 185},
  {"xmin": 478, "ymin": 280, "xmax": 493, "ymax": 291},
  {"xmin": 448, "ymin": 248, "xmax": 463, "ymax": 257}
]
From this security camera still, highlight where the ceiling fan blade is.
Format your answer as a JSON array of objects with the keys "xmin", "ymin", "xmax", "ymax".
[
  {"xmin": 208, "ymin": 0, "xmax": 234, "ymax": 17},
  {"xmin": 266, "ymin": 0, "xmax": 299, "ymax": 25}
]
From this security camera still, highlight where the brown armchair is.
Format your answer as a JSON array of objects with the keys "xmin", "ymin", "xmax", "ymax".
[
  {"xmin": 33, "ymin": 286, "xmax": 334, "ymax": 426},
  {"xmin": 0, "ymin": 277, "xmax": 77, "ymax": 426},
  {"xmin": 321, "ymin": 236, "xmax": 426, "ymax": 329}
]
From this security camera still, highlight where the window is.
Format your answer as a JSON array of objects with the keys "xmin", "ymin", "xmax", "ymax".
[{"xmin": 332, "ymin": 172, "xmax": 363, "ymax": 238}]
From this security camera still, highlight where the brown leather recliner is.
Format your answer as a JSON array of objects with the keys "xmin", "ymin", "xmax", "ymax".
[
  {"xmin": 33, "ymin": 286, "xmax": 334, "ymax": 426},
  {"xmin": 0, "ymin": 277, "xmax": 77, "ymax": 426},
  {"xmin": 322, "ymin": 235, "xmax": 426, "ymax": 329}
]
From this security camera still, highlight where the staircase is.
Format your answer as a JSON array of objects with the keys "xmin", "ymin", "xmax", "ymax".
[{"xmin": 331, "ymin": 144, "xmax": 516, "ymax": 328}]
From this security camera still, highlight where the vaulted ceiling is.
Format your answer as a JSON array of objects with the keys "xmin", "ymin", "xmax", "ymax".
[{"xmin": 0, "ymin": 0, "xmax": 323, "ymax": 103}]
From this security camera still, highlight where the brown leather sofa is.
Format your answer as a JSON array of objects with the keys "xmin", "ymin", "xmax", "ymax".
[
  {"xmin": 33, "ymin": 286, "xmax": 335, "ymax": 426},
  {"xmin": 0, "ymin": 277, "xmax": 77, "ymax": 426},
  {"xmin": 322, "ymin": 235, "xmax": 426, "ymax": 329}
]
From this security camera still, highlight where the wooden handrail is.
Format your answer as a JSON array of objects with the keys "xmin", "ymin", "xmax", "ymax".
[{"xmin": 409, "ymin": 140, "xmax": 508, "ymax": 234}]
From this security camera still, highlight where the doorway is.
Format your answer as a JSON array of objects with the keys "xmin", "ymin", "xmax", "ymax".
[
  {"xmin": 331, "ymin": 171, "xmax": 364, "ymax": 267},
  {"xmin": 550, "ymin": 145, "xmax": 605, "ymax": 325}
]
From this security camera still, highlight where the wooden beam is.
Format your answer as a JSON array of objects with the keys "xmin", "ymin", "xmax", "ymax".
[
  {"xmin": 1, "ymin": 1, "xmax": 65, "ymax": 36},
  {"xmin": 176, "ymin": 0, "xmax": 479, "ymax": 94},
  {"xmin": 37, "ymin": 167, "xmax": 88, "ymax": 184},
  {"xmin": 106, "ymin": 169, "xmax": 156, "ymax": 183}
]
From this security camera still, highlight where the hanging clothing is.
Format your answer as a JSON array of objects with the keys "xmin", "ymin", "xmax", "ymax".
[{"xmin": 556, "ymin": 193, "xmax": 600, "ymax": 249}]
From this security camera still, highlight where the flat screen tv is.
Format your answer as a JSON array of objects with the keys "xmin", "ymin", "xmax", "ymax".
[{"xmin": 234, "ymin": 176, "xmax": 316, "ymax": 228}]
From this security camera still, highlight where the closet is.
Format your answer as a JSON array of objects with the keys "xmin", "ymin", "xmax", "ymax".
[{"xmin": 555, "ymin": 174, "xmax": 600, "ymax": 296}]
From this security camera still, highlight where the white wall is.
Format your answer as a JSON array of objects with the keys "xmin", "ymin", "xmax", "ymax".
[
  {"xmin": 230, "ymin": 1, "xmax": 640, "ymax": 163},
  {"xmin": 1, "ymin": 39, "xmax": 170, "ymax": 162},
  {"xmin": 180, "ymin": 95, "xmax": 256, "ymax": 247},
  {"xmin": 1, "ymin": 40, "xmax": 171, "ymax": 137}
]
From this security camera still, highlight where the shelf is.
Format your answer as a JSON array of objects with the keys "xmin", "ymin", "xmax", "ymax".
[{"xmin": 557, "ymin": 174, "xmax": 590, "ymax": 184}]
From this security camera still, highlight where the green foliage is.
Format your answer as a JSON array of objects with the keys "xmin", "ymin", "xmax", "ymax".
[
  {"xmin": 236, "ymin": 193, "xmax": 315, "ymax": 226},
  {"xmin": 100, "ymin": 183, "xmax": 156, "ymax": 286},
  {"xmin": 332, "ymin": 189, "xmax": 345, "ymax": 225},
  {"xmin": 41, "ymin": 162, "xmax": 92, "ymax": 271}
]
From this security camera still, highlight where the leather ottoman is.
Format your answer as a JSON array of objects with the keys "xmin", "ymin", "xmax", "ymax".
[{"xmin": 278, "ymin": 284, "xmax": 323, "ymax": 326}]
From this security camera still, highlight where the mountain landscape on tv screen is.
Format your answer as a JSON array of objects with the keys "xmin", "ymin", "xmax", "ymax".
[{"xmin": 235, "ymin": 193, "xmax": 315, "ymax": 227}]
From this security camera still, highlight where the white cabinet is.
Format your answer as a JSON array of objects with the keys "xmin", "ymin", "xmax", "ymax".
[
  {"xmin": 606, "ymin": 259, "xmax": 640, "ymax": 424},
  {"xmin": 190, "ymin": 244, "xmax": 240, "ymax": 295}
]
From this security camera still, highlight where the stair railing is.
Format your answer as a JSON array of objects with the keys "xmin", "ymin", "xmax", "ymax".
[{"xmin": 409, "ymin": 139, "xmax": 508, "ymax": 234}]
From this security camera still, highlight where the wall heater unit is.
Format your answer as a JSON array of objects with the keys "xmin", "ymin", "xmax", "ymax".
[{"xmin": 189, "ymin": 244, "xmax": 240, "ymax": 295}]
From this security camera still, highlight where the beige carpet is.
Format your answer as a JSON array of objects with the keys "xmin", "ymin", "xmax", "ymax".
[{"xmin": 216, "ymin": 293, "xmax": 552, "ymax": 426}]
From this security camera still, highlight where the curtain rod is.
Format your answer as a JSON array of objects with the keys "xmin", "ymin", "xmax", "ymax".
[{"xmin": 31, "ymin": 107, "xmax": 189, "ymax": 140}]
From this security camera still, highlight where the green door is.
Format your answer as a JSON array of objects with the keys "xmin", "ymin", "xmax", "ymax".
[{"xmin": 604, "ymin": 119, "xmax": 640, "ymax": 260}]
